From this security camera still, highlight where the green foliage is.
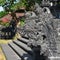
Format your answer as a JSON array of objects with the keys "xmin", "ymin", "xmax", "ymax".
[
  {"xmin": 11, "ymin": 0, "xmax": 27, "ymax": 10},
  {"xmin": 0, "ymin": 11, "xmax": 8, "ymax": 18},
  {"xmin": 20, "ymin": 18, "xmax": 25, "ymax": 27},
  {"xmin": 0, "ymin": 0, "xmax": 5, "ymax": 5},
  {"xmin": 26, "ymin": 0, "xmax": 35, "ymax": 11},
  {"xmin": 35, "ymin": 0, "xmax": 42, "ymax": 4},
  {"xmin": 0, "ymin": 0, "xmax": 42, "ymax": 10},
  {"xmin": 25, "ymin": 0, "xmax": 42, "ymax": 10},
  {"xmin": 11, "ymin": 2, "xmax": 22, "ymax": 10},
  {"xmin": 3, "ymin": 22, "xmax": 9, "ymax": 27},
  {"xmin": 0, "ymin": 21, "xmax": 10, "ymax": 27}
]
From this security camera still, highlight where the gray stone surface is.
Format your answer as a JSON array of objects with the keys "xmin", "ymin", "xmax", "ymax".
[
  {"xmin": 18, "ymin": 38, "xmax": 29, "ymax": 44},
  {"xmin": 14, "ymin": 40, "xmax": 32, "ymax": 51},
  {"xmin": 18, "ymin": 4, "xmax": 60, "ymax": 58},
  {"xmin": 1, "ymin": 44, "xmax": 21, "ymax": 60},
  {"xmin": 9, "ymin": 42, "xmax": 33, "ymax": 60},
  {"xmin": 1, "ymin": 1, "xmax": 60, "ymax": 60}
]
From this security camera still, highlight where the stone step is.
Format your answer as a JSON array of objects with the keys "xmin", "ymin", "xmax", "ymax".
[
  {"xmin": 8, "ymin": 42, "xmax": 33, "ymax": 60},
  {"xmin": 1, "ymin": 44, "xmax": 21, "ymax": 60},
  {"xmin": 22, "ymin": 35, "xmax": 29, "ymax": 39},
  {"xmin": 57, "ymin": 37, "xmax": 60, "ymax": 42},
  {"xmin": 18, "ymin": 38, "xmax": 29, "ymax": 44},
  {"xmin": 17, "ymin": 28, "xmax": 29, "ymax": 39},
  {"xmin": 48, "ymin": 57, "xmax": 60, "ymax": 60},
  {"xmin": 13, "ymin": 40, "xmax": 33, "ymax": 55},
  {"xmin": 56, "ymin": 44, "xmax": 60, "ymax": 54}
]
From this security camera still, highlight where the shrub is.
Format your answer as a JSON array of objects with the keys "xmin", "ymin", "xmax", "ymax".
[
  {"xmin": 0, "ymin": 20, "xmax": 10, "ymax": 27},
  {"xmin": 0, "ymin": 11, "xmax": 8, "ymax": 18},
  {"xmin": 20, "ymin": 18, "xmax": 25, "ymax": 27}
]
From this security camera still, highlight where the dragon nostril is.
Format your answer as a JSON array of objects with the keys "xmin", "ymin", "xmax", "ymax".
[
  {"xmin": 42, "ymin": 35, "xmax": 46, "ymax": 40},
  {"xmin": 37, "ymin": 32, "xmax": 39, "ymax": 35}
]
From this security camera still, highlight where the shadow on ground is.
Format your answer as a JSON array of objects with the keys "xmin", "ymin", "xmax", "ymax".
[{"xmin": 22, "ymin": 53, "xmax": 50, "ymax": 60}]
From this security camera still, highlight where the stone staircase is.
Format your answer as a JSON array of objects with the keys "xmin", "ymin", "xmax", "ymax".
[{"xmin": 1, "ymin": 37, "xmax": 33, "ymax": 60}]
